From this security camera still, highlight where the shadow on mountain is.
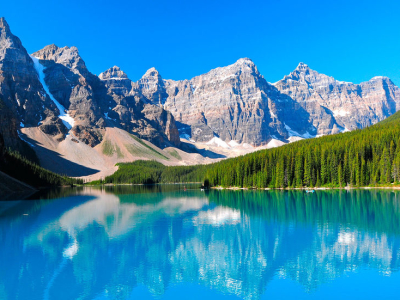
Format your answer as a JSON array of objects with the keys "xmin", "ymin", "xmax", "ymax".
[
  {"xmin": 179, "ymin": 141, "xmax": 226, "ymax": 159},
  {"xmin": 20, "ymin": 132, "xmax": 99, "ymax": 177}
]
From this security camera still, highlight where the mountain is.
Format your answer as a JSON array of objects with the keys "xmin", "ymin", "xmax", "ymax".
[
  {"xmin": 135, "ymin": 60, "xmax": 400, "ymax": 146},
  {"xmin": 2, "ymin": 16, "xmax": 400, "ymax": 183},
  {"xmin": 201, "ymin": 110, "xmax": 400, "ymax": 188},
  {"xmin": 32, "ymin": 45, "xmax": 181, "ymax": 148},
  {"xmin": 0, "ymin": 17, "xmax": 59, "ymax": 152},
  {"xmin": 274, "ymin": 62, "xmax": 400, "ymax": 135},
  {"xmin": 139, "ymin": 58, "xmax": 315, "ymax": 145},
  {"xmin": 98, "ymin": 66, "xmax": 180, "ymax": 147}
]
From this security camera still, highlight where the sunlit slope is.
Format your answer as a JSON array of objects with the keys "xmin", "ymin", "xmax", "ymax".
[{"xmin": 203, "ymin": 110, "xmax": 400, "ymax": 188}]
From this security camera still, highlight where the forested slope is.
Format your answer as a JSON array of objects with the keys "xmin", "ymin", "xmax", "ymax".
[{"xmin": 203, "ymin": 111, "xmax": 400, "ymax": 188}]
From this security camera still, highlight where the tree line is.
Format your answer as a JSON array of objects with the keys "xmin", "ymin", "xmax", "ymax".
[
  {"xmin": 203, "ymin": 111, "xmax": 400, "ymax": 188},
  {"xmin": 96, "ymin": 160, "xmax": 207, "ymax": 184}
]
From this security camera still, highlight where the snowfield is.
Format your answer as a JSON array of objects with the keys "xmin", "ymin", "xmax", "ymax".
[{"xmin": 31, "ymin": 56, "xmax": 75, "ymax": 130}]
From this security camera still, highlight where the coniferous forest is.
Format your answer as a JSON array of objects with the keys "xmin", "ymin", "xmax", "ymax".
[
  {"xmin": 97, "ymin": 160, "xmax": 207, "ymax": 185},
  {"xmin": 97, "ymin": 111, "xmax": 400, "ymax": 189},
  {"xmin": 0, "ymin": 149, "xmax": 83, "ymax": 187},
  {"xmin": 202, "ymin": 111, "xmax": 400, "ymax": 188}
]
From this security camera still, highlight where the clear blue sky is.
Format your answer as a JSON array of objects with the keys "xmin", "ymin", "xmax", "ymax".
[{"xmin": 2, "ymin": 0, "xmax": 400, "ymax": 85}]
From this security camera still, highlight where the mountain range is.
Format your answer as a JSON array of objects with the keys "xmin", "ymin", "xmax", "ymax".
[{"xmin": 1, "ymin": 16, "xmax": 399, "ymax": 179}]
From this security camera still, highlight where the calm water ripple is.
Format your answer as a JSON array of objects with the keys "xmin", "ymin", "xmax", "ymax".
[{"xmin": 1, "ymin": 186, "xmax": 400, "ymax": 299}]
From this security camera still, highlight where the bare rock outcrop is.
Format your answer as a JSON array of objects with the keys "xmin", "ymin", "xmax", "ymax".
[{"xmin": 274, "ymin": 63, "xmax": 400, "ymax": 134}]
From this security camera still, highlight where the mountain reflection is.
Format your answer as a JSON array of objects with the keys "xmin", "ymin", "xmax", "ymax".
[{"xmin": 1, "ymin": 188, "xmax": 400, "ymax": 299}]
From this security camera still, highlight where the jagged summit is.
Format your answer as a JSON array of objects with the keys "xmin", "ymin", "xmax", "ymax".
[
  {"xmin": 99, "ymin": 66, "xmax": 129, "ymax": 80},
  {"xmin": 235, "ymin": 57, "xmax": 254, "ymax": 65},
  {"xmin": 295, "ymin": 62, "xmax": 310, "ymax": 72},
  {"xmin": 143, "ymin": 67, "xmax": 161, "ymax": 78},
  {"xmin": 32, "ymin": 44, "xmax": 87, "ymax": 74},
  {"xmin": 0, "ymin": 17, "xmax": 10, "ymax": 30}
]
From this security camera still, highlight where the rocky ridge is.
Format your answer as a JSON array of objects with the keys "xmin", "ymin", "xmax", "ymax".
[
  {"xmin": 274, "ymin": 62, "xmax": 400, "ymax": 135},
  {"xmin": 137, "ymin": 58, "xmax": 315, "ymax": 145},
  {"xmin": 32, "ymin": 45, "xmax": 180, "ymax": 148}
]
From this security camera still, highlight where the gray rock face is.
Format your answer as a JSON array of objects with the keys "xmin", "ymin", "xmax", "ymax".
[
  {"xmin": 32, "ymin": 46, "xmax": 180, "ymax": 148},
  {"xmin": 274, "ymin": 63, "xmax": 400, "ymax": 134},
  {"xmin": 139, "ymin": 58, "xmax": 315, "ymax": 145},
  {"xmin": 0, "ymin": 17, "xmax": 60, "ymax": 150},
  {"xmin": 99, "ymin": 66, "xmax": 180, "ymax": 147}
]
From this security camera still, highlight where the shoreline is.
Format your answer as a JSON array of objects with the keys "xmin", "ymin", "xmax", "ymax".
[{"xmin": 211, "ymin": 185, "xmax": 400, "ymax": 191}]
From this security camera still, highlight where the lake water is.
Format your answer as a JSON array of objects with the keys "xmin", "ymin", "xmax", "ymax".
[{"xmin": 1, "ymin": 186, "xmax": 400, "ymax": 299}]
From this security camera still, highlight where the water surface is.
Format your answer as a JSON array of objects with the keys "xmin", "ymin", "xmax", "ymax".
[{"xmin": 1, "ymin": 186, "xmax": 400, "ymax": 299}]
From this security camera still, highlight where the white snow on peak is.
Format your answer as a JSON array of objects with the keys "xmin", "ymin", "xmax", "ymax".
[
  {"xmin": 100, "ymin": 77, "xmax": 129, "ymax": 81},
  {"xmin": 31, "ymin": 56, "xmax": 75, "ymax": 130},
  {"xmin": 337, "ymin": 80, "xmax": 354, "ymax": 85},
  {"xmin": 370, "ymin": 76, "xmax": 390, "ymax": 82},
  {"xmin": 206, "ymin": 137, "xmax": 230, "ymax": 148},
  {"xmin": 332, "ymin": 109, "xmax": 350, "ymax": 117}
]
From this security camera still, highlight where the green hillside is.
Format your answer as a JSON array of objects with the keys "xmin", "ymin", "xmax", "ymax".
[
  {"xmin": 203, "ymin": 111, "xmax": 400, "ymax": 188},
  {"xmin": 0, "ymin": 133, "xmax": 82, "ymax": 189},
  {"xmin": 94, "ymin": 160, "xmax": 207, "ymax": 185}
]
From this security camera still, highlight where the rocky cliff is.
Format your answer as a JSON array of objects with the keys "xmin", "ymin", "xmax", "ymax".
[
  {"xmin": 2, "ymin": 15, "xmax": 400, "ymax": 168},
  {"xmin": 0, "ymin": 17, "xmax": 59, "ymax": 150},
  {"xmin": 138, "ymin": 58, "xmax": 315, "ymax": 145},
  {"xmin": 135, "ymin": 59, "xmax": 400, "ymax": 144},
  {"xmin": 32, "ymin": 46, "xmax": 180, "ymax": 148},
  {"xmin": 274, "ymin": 63, "xmax": 400, "ymax": 135}
]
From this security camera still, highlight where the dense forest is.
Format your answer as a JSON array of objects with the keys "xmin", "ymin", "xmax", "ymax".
[
  {"xmin": 203, "ymin": 111, "xmax": 400, "ymax": 188},
  {"xmin": 89, "ymin": 111, "xmax": 400, "ymax": 189},
  {"xmin": 0, "ymin": 149, "xmax": 83, "ymax": 188},
  {"xmin": 96, "ymin": 160, "xmax": 207, "ymax": 184}
]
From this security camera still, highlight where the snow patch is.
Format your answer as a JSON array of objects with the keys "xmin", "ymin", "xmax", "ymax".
[
  {"xmin": 31, "ymin": 56, "xmax": 75, "ymax": 130},
  {"xmin": 206, "ymin": 137, "xmax": 230, "ymax": 148},
  {"xmin": 100, "ymin": 77, "xmax": 129, "ymax": 81},
  {"xmin": 333, "ymin": 109, "xmax": 350, "ymax": 117},
  {"xmin": 288, "ymin": 136, "xmax": 304, "ymax": 143},
  {"xmin": 267, "ymin": 139, "xmax": 285, "ymax": 149},
  {"xmin": 228, "ymin": 140, "xmax": 240, "ymax": 147},
  {"xmin": 285, "ymin": 124, "xmax": 315, "ymax": 139}
]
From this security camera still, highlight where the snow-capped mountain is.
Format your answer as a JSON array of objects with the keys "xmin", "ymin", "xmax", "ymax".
[
  {"xmin": 135, "ymin": 60, "xmax": 400, "ymax": 145},
  {"xmin": 138, "ymin": 58, "xmax": 315, "ymax": 145},
  {"xmin": 1, "ymin": 15, "xmax": 400, "ymax": 179}
]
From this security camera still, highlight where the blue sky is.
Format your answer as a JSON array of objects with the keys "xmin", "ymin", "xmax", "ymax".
[{"xmin": 2, "ymin": 0, "xmax": 400, "ymax": 85}]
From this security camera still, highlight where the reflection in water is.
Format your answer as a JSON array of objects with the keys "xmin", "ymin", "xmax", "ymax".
[{"xmin": 1, "ymin": 188, "xmax": 400, "ymax": 299}]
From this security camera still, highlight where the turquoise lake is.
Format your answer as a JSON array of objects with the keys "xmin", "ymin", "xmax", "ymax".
[{"xmin": 1, "ymin": 186, "xmax": 400, "ymax": 299}]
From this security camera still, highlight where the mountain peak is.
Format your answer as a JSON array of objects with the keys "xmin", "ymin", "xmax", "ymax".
[
  {"xmin": 236, "ymin": 57, "xmax": 253, "ymax": 64},
  {"xmin": 99, "ymin": 66, "xmax": 129, "ymax": 81},
  {"xmin": 233, "ymin": 58, "xmax": 256, "ymax": 69},
  {"xmin": 295, "ymin": 62, "xmax": 310, "ymax": 72},
  {"xmin": 0, "ymin": 17, "xmax": 10, "ymax": 30},
  {"xmin": 32, "ymin": 44, "xmax": 87, "ymax": 74},
  {"xmin": 143, "ymin": 67, "xmax": 160, "ymax": 78}
]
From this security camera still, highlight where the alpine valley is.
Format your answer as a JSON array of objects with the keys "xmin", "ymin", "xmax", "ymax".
[{"xmin": 1, "ymin": 17, "xmax": 400, "ymax": 183}]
